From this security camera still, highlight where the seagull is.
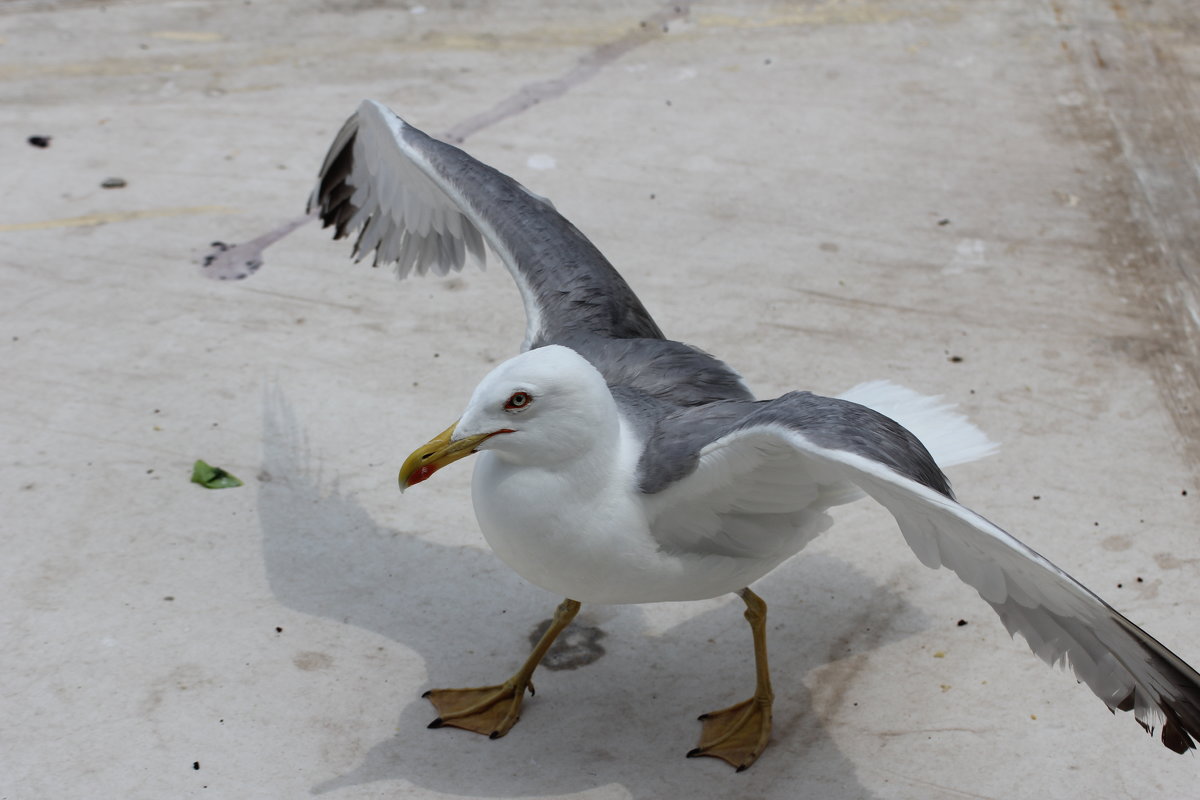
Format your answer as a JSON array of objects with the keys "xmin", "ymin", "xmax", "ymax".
[{"xmin": 307, "ymin": 99, "xmax": 1200, "ymax": 771}]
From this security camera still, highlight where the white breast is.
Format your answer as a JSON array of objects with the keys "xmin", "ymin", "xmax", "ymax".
[
  {"xmin": 469, "ymin": 420, "xmax": 795, "ymax": 604},
  {"xmin": 468, "ymin": 415, "xmax": 665, "ymax": 599}
]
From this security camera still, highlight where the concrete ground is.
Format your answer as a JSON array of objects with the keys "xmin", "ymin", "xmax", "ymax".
[{"xmin": 4, "ymin": 1, "xmax": 1200, "ymax": 797}]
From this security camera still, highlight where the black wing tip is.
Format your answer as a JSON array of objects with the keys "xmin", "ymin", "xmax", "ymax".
[
  {"xmin": 1125, "ymin": 698, "xmax": 1199, "ymax": 754},
  {"xmin": 310, "ymin": 129, "xmax": 360, "ymax": 230},
  {"xmin": 1112, "ymin": 619, "xmax": 1200, "ymax": 754},
  {"xmin": 1162, "ymin": 720, "xmax": 1196, "ymax": 754}
]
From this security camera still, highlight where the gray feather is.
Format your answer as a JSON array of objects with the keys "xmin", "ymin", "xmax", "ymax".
[{"xmin": 636, "ymin": 392, "xmax": 951, "ymax": 497}]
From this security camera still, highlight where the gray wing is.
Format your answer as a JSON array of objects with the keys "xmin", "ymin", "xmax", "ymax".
[
  {"xmin": 639, "ymin": 391, "xmax": 951, "ymax": 495},
  {"xmin": 308, "ymin": 99, "xmax": 664, "ymax": 350},
  {"xmin": 642, "ymin": 391, "xmax": 1200, "ymax": 753}
]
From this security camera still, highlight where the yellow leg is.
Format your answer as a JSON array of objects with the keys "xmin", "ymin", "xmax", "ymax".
[
  {"xmin": 687, "ymin": 587, "xmax": 774, "ymax": 771},
  {"xmin": 424, "ymin": 598, "xmax": 581, "ymax": 739}
]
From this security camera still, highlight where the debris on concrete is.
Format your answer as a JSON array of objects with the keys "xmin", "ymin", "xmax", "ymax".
[{"xmin": 190, "ymin": 460, "xmax": 243, "ymax": 489}]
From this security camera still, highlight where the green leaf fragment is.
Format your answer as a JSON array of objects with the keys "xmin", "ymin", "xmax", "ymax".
[{"xmin": 191, "ymin": 459, "xmax": 243, "ymax": 489}]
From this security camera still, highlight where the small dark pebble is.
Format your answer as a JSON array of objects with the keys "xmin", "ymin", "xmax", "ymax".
[
  {"xmin": 948, "ymin": 355, "xmax": 963, "ymax": 363},
  {"xmin": 1032, "ymin": 495, "xmax": 1041, "ymax": 500},
  {"xmin": 1117, "ymin": 583, "xmax": 1123, "ymax": 588},
  {"xmin": 101, "ymin": 177, "xmax": 127, "ymax": 189},
  {"xmin": 164, "ymin": 596, "xmax": 174, "ymax": 601},
  {"xmin": 956, "ymin": 619, "xmax": 968, "ymax": 626},
  {"xmin": 1183, "ymin": 489, "xmax": 1189, "ymax": 496},
  {"xmin": 193, "ymin": 761, "xmax": 200, "ymax": 771},
  {"xmin": 938, "ymin": 218, "xmax": 951, "ymax": 226},
  {"xmin": 28, "ymin": 135, "xmax": 52, "ymax": 148},
  {"xmin": 1136, "ymin": 577, "xmax": 1143, "ymax": 583},
  {"xmin": 275, "ymin": 626, "xmax": 283, "ymax": 633}
]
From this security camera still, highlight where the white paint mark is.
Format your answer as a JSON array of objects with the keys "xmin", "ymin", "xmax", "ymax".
[
  {"xmin": 410, "ymin": 5, "xmax": 427, "ymax": 14},
  {"xmin": 674, "ymin": 67, "xmax": 699, "ymax": 81},
  {"xmin": 944, "ymin": 238, "xmax": 987, "ymax": 274},
  {"xmin": 526, "ymin": 153, "xmax": 557, "ymax": 171}
]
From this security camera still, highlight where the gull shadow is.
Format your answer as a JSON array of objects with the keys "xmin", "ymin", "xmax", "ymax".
[{"xmin": 260, "ymin": 387, "xmax": 920, "ymax": 799}]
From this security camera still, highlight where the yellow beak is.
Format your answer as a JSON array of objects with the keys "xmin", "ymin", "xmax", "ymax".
[{"xmin": 398, "ymin": 421, "xmax": 499, "ymax": 491}]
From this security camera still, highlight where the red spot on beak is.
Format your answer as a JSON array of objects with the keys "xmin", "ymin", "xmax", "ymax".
[{"xmin": 407, "ymin": 462, "xmax": 440, "ymax": 487}]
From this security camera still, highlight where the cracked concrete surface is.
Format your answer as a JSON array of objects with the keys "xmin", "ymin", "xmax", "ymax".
[{"xmin": 3, "ymin": 1, "xmax": 1200, "ymax": 798}]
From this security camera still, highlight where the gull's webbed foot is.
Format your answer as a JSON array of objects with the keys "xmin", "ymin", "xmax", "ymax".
[
  {"xmin": 423, "ymin": 598, "xmax": 581, "ymax": 741},
  {"xmin": 423, "ymin": 679, "xmax": 532, "ymax": 739},
  {"xmin": 687, "ymin": 694, "xmax": 773, "ymax": 771},
  {"xmin": 687, "ymin": 587, "xmax": 775, "ymax": 771}
]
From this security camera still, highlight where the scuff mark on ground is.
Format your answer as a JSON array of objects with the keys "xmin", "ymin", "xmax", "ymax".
[{"xmin": 1051, "ymin": 0, "xmax": 1200, "ymax": 471}]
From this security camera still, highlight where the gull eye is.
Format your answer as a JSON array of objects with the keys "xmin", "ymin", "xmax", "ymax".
[{"xmin": 504, "ymin": 391, "xmax": 532, "ymax": 411}]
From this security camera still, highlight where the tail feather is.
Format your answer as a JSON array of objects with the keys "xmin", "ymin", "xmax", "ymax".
[{"xmin": 838, "ymin": 380, "xmax": 998, "ymax": 469}]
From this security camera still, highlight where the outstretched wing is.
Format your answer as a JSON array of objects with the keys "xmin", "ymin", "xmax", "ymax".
[
  {"xmin": 644, "ymin": 391, "xmax": 1200, "ymax": 753},
  {"xmin": 308, "ymin": 99, "xmax": 664, "ymax": 350}
]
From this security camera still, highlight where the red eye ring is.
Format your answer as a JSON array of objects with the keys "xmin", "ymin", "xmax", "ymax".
[{"xmin": 504, "ymin": 391, "xmax": 532, "ymax": 411}]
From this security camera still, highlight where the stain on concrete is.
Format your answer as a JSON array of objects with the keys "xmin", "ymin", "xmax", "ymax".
[
  {"xmin": 199, "ymin": 213, "xmax": 314, "ymax": 281},
  {"xmin": 1154, "ymin": 552, "xmax": 1200, "ymax": 571},
  {"xmin": 293, "ymin": 651, "xmax": 335, "ymax": 671},
  {"xmin": 529, "ymin": 618, "xmax": 606, "ymax": 671},
  {"xmin": 805, "ymin": 583, "xmax": 906, "ymax": 744},
  {"xmin": 1101, "ymin": 534, "xmax": 1133, "ymax": 551},
  {"xmin": 141, "ymin": 663, "xmax": 215, "ymax": 716}
]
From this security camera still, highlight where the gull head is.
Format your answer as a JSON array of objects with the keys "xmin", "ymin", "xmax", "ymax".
[{"xmin": 399, "ymin": 345, "xmax": 617, "ymax": 489}]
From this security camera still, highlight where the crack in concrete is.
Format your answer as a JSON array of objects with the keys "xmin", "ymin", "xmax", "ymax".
[
  {"xmin": 442, "ymin": 2, "xmax": 691, "ymax": 144},
  {"xmin": 200, "ymin": 1, "xmax": 691, "ymax": 278}
]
